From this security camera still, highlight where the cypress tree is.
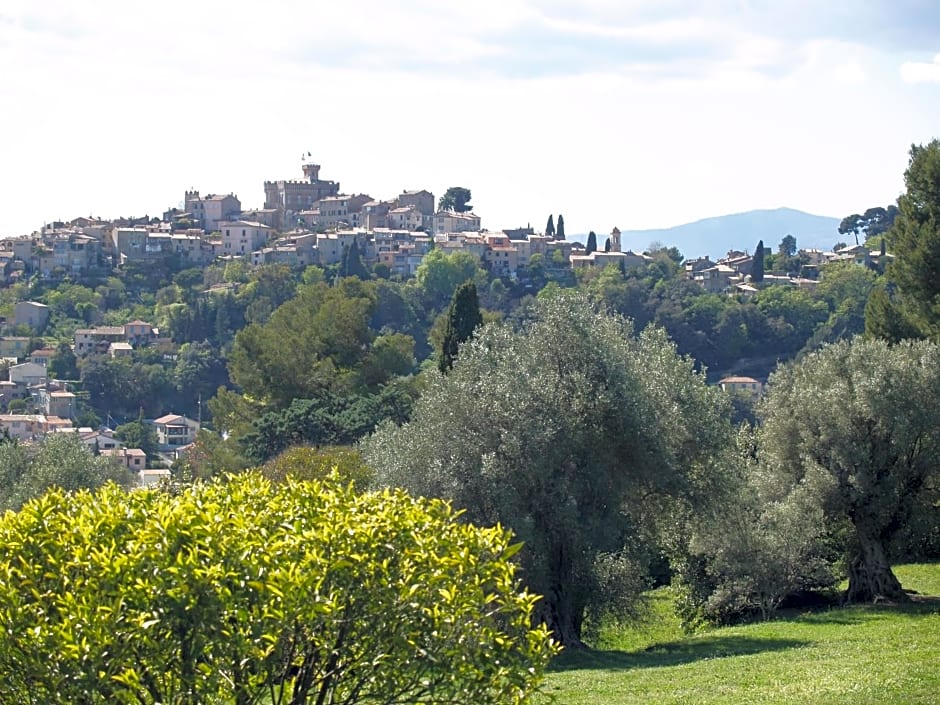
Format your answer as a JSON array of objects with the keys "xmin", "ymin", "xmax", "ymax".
[
  {"xmin": 546, "ymin": 215, "xmax": 555, "ymax": 238},
  {"xmin": 585, "ymin": 231, "xmax": 597, "ymax": 255},
  {"xmin": 556, "ymin": 214, "xmax": 566, "ymax": 240},
  {"xmin": 439, "ymin": 281, "xmax": 483, "ymax": 374},
  {"xmin": 604, "ymin": 237, "xmax": 611, "ymax": 253},
  {"xmin": 752, "ymin": 240, "xmax": 765, "ymax": 282},
  {"xmin": 342, "ymin": 239, "xmax": 370, "ymax": 280}
]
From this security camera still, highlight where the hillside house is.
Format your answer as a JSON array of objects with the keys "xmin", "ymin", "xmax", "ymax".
[
  {"xmin": 153, "ymin": 414, "xmax": 200, "ymax": 450},
  {"xmin": 39, "ymin": 389, "xmax": 76, "ymax": 419},
  {"xmin": 220, "ymin": 221, "xmax": 274, "ymax": 256},
  {"xmin": 433, "ymin": 211, "xmax": 481, "ymax": 235},
  {"xmin": 74, "ymin": 327, "xmax": 126, "ymax": 355},
  {"xmin": 0, "ymin": 337, "xmax": 31, "ymax": 359},
  {"xmin": 9, "ymin": 362, "xmax": 47, "ymax": 387},
  {"xmin": 184, "ymin": 191, "xmax": 241, "ymax": 233},
  {"xmin": 719, "ymin": 376, "xmax": 764, "ymax": 397},
  {"xmin": 14, "ymin": 301, "xmax": 50, "ymax": 331},
  {"xmin": 0, "ymin": 414, "xmax": 72, "ymax": 441},
  {"xmin": 397, "ymin": 189, "xmax": 435, "ymax": 216},
  {"xmin": 314, "ymin": 194, "xmax": 372, "ymax": 229},
  {"xmin": 101, "ymin": 447, "xmax": 147, "ymax": 472}
]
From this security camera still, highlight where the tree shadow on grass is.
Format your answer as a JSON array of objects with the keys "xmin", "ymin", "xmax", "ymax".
[
  {"xmin": 550, "ymin": 635, "xmax": 810, "ymax": 672},
  {"xmin": 798, "ymin": 595, "xmax": 940, "ymax": 625}
]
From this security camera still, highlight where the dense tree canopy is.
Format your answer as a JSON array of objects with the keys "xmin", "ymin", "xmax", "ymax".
[
  {"xmin": 669, "ymin": 427, "xmax": 839, "ymax": 626},
  {"xmin": 872, "ymin": 140, "xmax": 940, "ymax": 339},
  {"xmin": 114, "ymin": 415, "xmax": 160, "ymax": 458},
  {"xmin": 839, "ymin": 205, "xmax": 899, "ymax": 243},
  {"xmin": 363, "ymin": 292, "xmax": 731, "ymax": 646},
  {"xmin": 47, "ymin": 340, "xmax": 79, "ymax": 380},
  {"xmin": 228, "ymin": 279, "xmax": 387, "ymax": 407},
  {"xmin": 414, "ymin": 248, "xmax": 485, "ymax": 312}
]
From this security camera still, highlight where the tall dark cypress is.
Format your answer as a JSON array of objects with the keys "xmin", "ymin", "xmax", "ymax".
[
  {"xmin": 343, "ymin": 239, "xmax": 370, "ymax": 279},
  {"xmin": 752, "ymin": 240, "xmax": 765, "ymax": 282},
  {"xmin": 439, "ymin": 281, "xmax": 483, "ymax": 374},
  {"xmin": 546, "ymin": 215, "xmax": 555, "ymax": 238},
  {"xmin": 585, "ymin": 231, "xmax": 597, "ymax": 255},
  {"xmin": 556, "ymin": 214, "xmax": 566, "ymax": 240}
]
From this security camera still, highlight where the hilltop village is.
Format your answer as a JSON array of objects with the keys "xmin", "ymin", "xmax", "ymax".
[
  {"xmin": 4, "ymin": 160, "xmax": 883, "ymax": 288},
  {"xmin": 0, "ymin": 159, "xmax": 893, "ymax": 484}
]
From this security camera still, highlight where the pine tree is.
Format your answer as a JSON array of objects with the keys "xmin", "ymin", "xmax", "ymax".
[
  {"xmin": 556, "ymin": 214, "xmax": 566, "ymax": 240},
  {"xmin": 546, "ymin": 215, "xmax": 555, "ymax": 238},
  {"xmin": 585, "ymin": 231, "xmax": 597, "ymax": 255},
  {"xmin": 752, "ymin": 240, "xmax": 765, "ymax": 283},
  {"xmin": 439, "ymin": 282, "xmax": 483, "ymax": 374}
]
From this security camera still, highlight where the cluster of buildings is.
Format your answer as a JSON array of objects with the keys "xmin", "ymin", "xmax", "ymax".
[
  {"xmin": 0, "ymin": 363, "xmax": 199, "ymax": 487},
  {"xmin": 684, "ymin": 243, "xmax": 891, "ymax": 294},
  {"xmin": 0, "ymin": 309, "xmax": 197, "ymax": 484},
  {"xmin": 2, "ymin": 160, "xmax": 651, "ymax": 284}
]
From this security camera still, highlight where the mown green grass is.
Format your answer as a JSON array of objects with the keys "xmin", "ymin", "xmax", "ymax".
[{"xmin": 534, "ymin": 564, "xmax": 940, "ymax": 705}]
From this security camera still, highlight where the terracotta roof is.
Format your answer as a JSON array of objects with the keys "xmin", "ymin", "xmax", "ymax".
[{"xmin": 154, "ymin": 414, "xmax": 185, "ymax": 424}]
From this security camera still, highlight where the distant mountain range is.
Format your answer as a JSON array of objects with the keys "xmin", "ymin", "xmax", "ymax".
[{"xmin": 609, "ymin": 208, "xmax": 842, "ymax": 261}]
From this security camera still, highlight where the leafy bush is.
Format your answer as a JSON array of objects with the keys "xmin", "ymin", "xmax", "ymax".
[{"xmin": 0, "ymin": 473, "xmax": 555, "ymax": 704}]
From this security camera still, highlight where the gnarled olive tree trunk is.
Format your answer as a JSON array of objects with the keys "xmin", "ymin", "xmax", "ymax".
[{"xmin": 844, "ymin": 529, "xmax": 907, "ymax": 603}]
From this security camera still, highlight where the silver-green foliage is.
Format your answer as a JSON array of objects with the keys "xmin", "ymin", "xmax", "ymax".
[
  {"xmin": 672, "ymin": 427, "xmax": 839, "ymax": 625},
  {"xmin": 0, "ymin": 432, "xmax": 132, "ymax": 512},
  {"xmin": 0, "ymin": 473, "xmax": 555, "ymax": 704},
  {"xmin": 363, "ymin": 292, "xmax": 731, "ymax": 645},
  {"xmin": 757, "ymin": 337, "xmax": 940, "ymax": 602}
]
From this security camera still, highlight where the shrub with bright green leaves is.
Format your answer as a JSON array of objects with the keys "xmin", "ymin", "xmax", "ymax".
[{"xmin": 0, "ymin": 473, "xmax": 556, "ymax": 704}]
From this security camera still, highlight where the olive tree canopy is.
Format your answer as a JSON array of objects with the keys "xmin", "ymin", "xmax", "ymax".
[
  {"xmin": 757, "ymin": 337, "xmax": 940, "ymax": 603},
  {"xmin": 363, "ymin": 292, "xmax": 731, "ymax": 646}
]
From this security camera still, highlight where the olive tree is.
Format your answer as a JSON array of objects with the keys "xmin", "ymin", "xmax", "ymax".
[
  {"xmin": 363, "ymin": 292, "xmax": 731, "ymax": 647},
  {"xmin": 670, "ymin": 428, "xmax": 839, "ymax": 626},
  {"xmin": 0, "ymin": 473, "xmax": 555, "ymax": 704},
  {"xmin": 757, "ymin": 337, "xmax": 940, "ymax": 603},
  {"xmin": 0, "ymin": 432, "xmax": 132, "ymax": 511}
]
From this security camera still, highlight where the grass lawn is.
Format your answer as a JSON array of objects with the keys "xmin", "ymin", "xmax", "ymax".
[{"xmin": 534, "ymin": 564, "xmax": 940, "ymax": 705}]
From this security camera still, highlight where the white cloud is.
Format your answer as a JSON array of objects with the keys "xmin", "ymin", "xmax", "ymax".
[
  {"xmin": 901, "ymin": 54, "xmax": 940, "ymax": 84},
  {"xmin": 833, "ymin": 63, "xmax": 868, "ymax": 84}
]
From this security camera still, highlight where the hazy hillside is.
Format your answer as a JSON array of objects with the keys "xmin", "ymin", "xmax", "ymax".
[{"xmin": 616, "ymin": 207, "xmax": 842, "ymax": 261}]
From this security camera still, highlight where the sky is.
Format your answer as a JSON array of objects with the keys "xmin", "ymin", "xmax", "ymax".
[{"xmin": 1, "ymin": 1, "xmax": 939, "ymax": 240}]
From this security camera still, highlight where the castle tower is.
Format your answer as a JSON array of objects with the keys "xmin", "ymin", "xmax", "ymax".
[{"xmin": 302, "ymin": 163, "xmax": 321, "ymax": 182}]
